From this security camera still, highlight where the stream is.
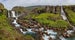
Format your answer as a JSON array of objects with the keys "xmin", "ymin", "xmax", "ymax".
[{"xmin": 8, "ymin": 7, "xmax": 75, "ymax": 40}]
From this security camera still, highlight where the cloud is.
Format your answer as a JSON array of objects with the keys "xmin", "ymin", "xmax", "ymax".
[{"xmin": 0, "ymin": 0, "xmax": 75, "ymax": 10}]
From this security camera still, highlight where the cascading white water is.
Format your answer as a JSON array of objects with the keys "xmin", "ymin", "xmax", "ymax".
[
  {"xmin": 11, "ymin": 11, "xmax": 20, "ymax": 27},
  {"xmin": 60, "ymin": 6, "xmax": 75, "ymax": 40},
  {"xmin": 12, "ymin": 20, "xmax": 17, "ymax": 24},
  {"xmin": 61, "ymin": 7, "xmax": 67, "ymax": 20},
  {"xmin": 49, "ymin": 35, "xmax": 56, "ymax": 39},
  {"xmin": 59, "ymin": 36, "xmax": 67, "ymax": 40},
  {"xmin": 20, "ymin": 29, "xmax": 27, "ymax": 34},
  {"xmin": 11, "ymin": 11, "xmax": 16, "ymax": 18},
  {"xmin": 43, "ymin": 29, "xmax": 57, "ymax": 40},
  {"xmin": 67, "ymin": 30, "xmax": 74, "ymax": 34},
  {"xmin": 42, "ymin": 33, "xmax": 56, "ymax": 40},
  {"xmin": 26, "ymin": 28, "xmax": 35, "ymax": 32},
  {"xmin": 10, "ymin": 10, "xmax": 75, "ymax": 40},
  {"xmin": 44, "ymin": 29, "xmax": 57, "ymax": 35},
  {"xmin": 8, "ymin": 11, "xmax": 10, "ymax": 18},
  {"xmin": 27, "ymin": 29, "xmax": 32, "ymax": 32},
  {"xmin": 11, "ymin": 11, "xmax": 35, "ymax": 34},
  {"xmin": 42, "ymin": 34, "xmax": 50, "ymax": 40}
]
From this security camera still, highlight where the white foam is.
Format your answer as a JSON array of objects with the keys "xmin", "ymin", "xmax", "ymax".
[
  {"xmin": 8, "ymin": 11, "xmax": 10, "ymax": 17},
  {"xmin": 12, "ymin": 20, "xmax": 17, "ymax": 24},
  {"xmin": 20, "ymin": 29, "xmax": 26, "ymax": 34},
  {"xmin": 11, "ymin": 11, "xmax": 16, "ymax": 17},
  {"xmin": 49, "ymin": 35, "xmax": 56, "ymax": 39},
  {"xmin": 67, "ymin": 30, "xmax": 74, "ymax": 34},
  {"xmin": 61, "ymin": 15, "xmax": 67, "ymax": 20},
  {"xmin": 42, "ymin": 34, "xmax": 49, "ymax": 40},
  {"xmin": 45, "ymin": 29, "xmax": 57, "ymax": 35},
  {"xmin": 59, "ymin": 36, "xmax": 67, "ymax": 40},
  {"xmin": 27, "ymin": 28, "xmax": 33, "ymax": 32},
  {"xmin": 61, "ymin": 7, "xmax": 67, "ymax": 20},
  {"xmin": 15, "ymin": 24, "xmax": 20, "ymax": 27},
  {"xmin": 39, "ymin": 27, "xmax": 44, "ymax": 31}
]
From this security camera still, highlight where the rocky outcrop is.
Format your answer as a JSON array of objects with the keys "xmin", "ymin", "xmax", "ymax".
[{"xmin": 0, "ymin": 3, "xmax": 6, "ymax": 13}]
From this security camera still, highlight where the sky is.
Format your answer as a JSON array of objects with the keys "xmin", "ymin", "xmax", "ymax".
[{"xmin": 0, "ymin": 0, "xmax": 75, "ymax": 10}]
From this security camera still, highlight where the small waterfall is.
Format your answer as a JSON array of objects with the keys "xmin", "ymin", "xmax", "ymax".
[
  {"xmin": 11, "ymin": 11, "xmax": 20, "ymax": 27},
  {"xmin": 12, "ymin": 18, "xmax": 20, "ymax": 27},
  {"xmin": 8, "ymin": 11, "xmax": 10, "ymax": 18},
  {"xmin": 60, "ymin": 6, "xmax": 75, "ymax": 40},
  {"xmin": 11, "ymin": 11, "xmax": 16, "ymax": 17},
  {"xmin": 61, "ymin": 6, "xmax": 67, "ymax": 20},
  {"xmin": 10, "ymin": 9, "xmax": 75, "ymax": 40}
]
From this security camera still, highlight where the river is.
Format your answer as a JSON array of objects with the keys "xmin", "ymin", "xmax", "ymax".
[{"xmin": 8, "ymin": 7, "xmax": 75, "ymax": 40}]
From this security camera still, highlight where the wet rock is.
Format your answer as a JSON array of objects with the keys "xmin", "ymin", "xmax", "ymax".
[
  {"xmin": 62, "ymin": 33, "xmax": 71, "ymax": 38},
  {"xmin": 49, "ymin": 37, "xmax": 53, "ymax": 40}
]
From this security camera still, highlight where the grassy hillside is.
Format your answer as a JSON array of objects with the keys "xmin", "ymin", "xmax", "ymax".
[
  {"xmin": 0, "ymin": 12, "xmax": 35, "ymax": 40},
  {"xmin": 24, "ymin": 13, "xmax": 70, "ymax": 28},
  {"xmin": 0, "ymin": 3, "xmax": 34, "ymax": 40},
  {"xmin": 65, "ymin": 7, "xmax": 75, "ymax": 26}
]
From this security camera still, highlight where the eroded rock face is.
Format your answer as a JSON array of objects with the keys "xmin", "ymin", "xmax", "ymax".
[
  {"xmin": 0, "ymin": 3, "xmax": 4, "ymax": 9},
  {"xmin": 32, "ymin": 6, "xmax": 61, "ymax": 14},
  {"xmin": 0, "ymin": 3, "xmax": 5, "ymax": 13}
]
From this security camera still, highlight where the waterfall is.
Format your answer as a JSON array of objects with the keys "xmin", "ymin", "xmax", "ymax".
[
  {"xmin": 10, "ymin": 9, "xmax": 75, "ymax": 40},
  {"xmin": 61, "ymin": 6, "xmax": 67, "ymax": 20},
  {"xmin": 11, "ymin": 11, "xmax": 20, "ymax": 27},
  {"xmin": 8, "ymin": 11, "xmax": 10, "ymax": 18},
  {"xmin": 11, "ymin": 11, "xmax": 16, "ymax": 17}
]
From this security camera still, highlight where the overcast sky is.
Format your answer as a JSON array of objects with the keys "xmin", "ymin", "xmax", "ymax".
[{"xmin": 0, "ymin": 0, "xmax": 75, "ymax": 10}]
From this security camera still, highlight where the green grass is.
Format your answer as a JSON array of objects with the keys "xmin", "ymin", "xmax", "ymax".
[
  {"xmin": 25, "ymin": 13, "xmax": 69, "ymax": 28},
  {"xmin": 65, "ymin": 8, "xmax": 75, "ymax": 26},
  {"xmin": 24, "ymin": 35, "xmax": 34, "ymax": 40},
  {"xmin": 0, "ymin": 13, "xmax": 34, "ymax": 40}
]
